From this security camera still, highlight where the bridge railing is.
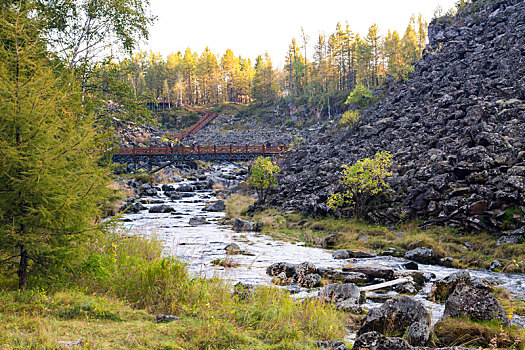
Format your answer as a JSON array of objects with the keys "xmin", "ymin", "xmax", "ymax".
[{"xmin": 114, "ymin": 145, "xmax": 287, "ymax": 157}]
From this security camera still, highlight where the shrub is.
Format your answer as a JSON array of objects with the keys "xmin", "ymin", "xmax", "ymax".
[
  {"xmin": 247, "ymin": 157, "xmax": 281, "ymax": 203},
  {"xmin": 338, "ymin": 110, "xmax": 361, "ymax": 130},
  {"xmin": 328, "ymin": 151, "xmax": 393, "ymax": 218},
  {"xmin": 345, "ymin": 84, "xmax": 375, "ymax": 109}
]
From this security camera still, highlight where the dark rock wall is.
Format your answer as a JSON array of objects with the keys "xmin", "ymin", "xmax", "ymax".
[{"xmin": 273, "ymin": 0, "xmax": 525, "ymax": 232}]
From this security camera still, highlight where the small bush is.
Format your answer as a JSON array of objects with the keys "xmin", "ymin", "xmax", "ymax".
[
  {"xmin": 338, "ymin": 110, "xmax": 361, "ymax": 130},
  {"xmin": 345, "ymin": 84, "xmax": 375, "ymax": 109}
]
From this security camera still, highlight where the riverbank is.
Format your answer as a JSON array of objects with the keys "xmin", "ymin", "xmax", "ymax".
[{"xmin": 0, "ymin": 234, "xmax": 348, "ymax": 349}]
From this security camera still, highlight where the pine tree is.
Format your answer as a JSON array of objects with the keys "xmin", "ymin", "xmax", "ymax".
[{"xmin": 0, "ymin": 6, "xmax": 112, "ymax": 289}]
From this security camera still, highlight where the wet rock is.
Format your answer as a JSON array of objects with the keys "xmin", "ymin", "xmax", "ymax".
[
  {"xmin": 164, "ymin": 191, "xmax": 182, "ymax": 200},
  {"xmin": 401, "ymin": 261, "xmax": 418, "ymax": 270},
  {"xmin": 404, "ymin": 248, "xmax": 441, "ymax": 265},
  {"xmin": 266, "ymin": 262, "xmax": 296, "ymax": 278},
  {"xmin": 342, "ymin": 267, "xmax": 394, "ymax": 280},
  {"xmin": 315, "ymin": 341, "xmax": 348, "ymax": 350},
  {"xmin": 394, "ymin": 270, "xmax": 429, "ymax": 287},
  {"xmin": 189, "ymin": 216, "xmax": 210, "ymax": 226},
  {"xmin": 298, "ymin": 273, "xmax": 322, "ymax": 288},
  {"xmin": 176, "ymin": 184, "xmax": 195, "ymax": 192},
  {"xmin": 318, "ymin": 268, "xmax": 369, "ymax": 285},
  {"xmin": 203, "ymin": 200, "xmax": 225, "ymax": 212},
  {"xmin": 319, "ymin": 283, "xmax": 365, "ymax": 306},
  {"xmin": 148, "ymin": 204, "xmax": 175, "ymax": 213},
  {"xmin": 232, "ymin": 218, "xmax": 261, "ymax": 232},
  {"xmin": 406, "ymin": 321, "xmax": 430, "ymax": 346},
  {"xmin": 489, "ymin": 260, "xmax": 503, "ymax": 271},
  {"xmin": 443, "ymin": 282, "xmax": 510, "ymax": 326},
  {"xmin": 155, "ymin": 314, "xmax": 180, "ymax": 323},
  {"xmin": 322, "ymin": 233, "xmax": 343, "ymax": 248},
  {"xmin": 120, "ymin": 202, "xmax": 146, "ymax": 213},
  {"xmin": 378, "ymin": 248, "xmax": 404, "ymax": 257},
  {"xmin": 394, "ymin": 282, "xmax": 419, "ymax": 295},
  {"xmin": 161, "ymin": 184, "xmax": 175, "ymax": 192},
  {"xmin": 224, "ymin": 243, "xmax": 242, "ymax": 255},
  {"xmin": 429, "ymin": 270, "xmax": 473, "ymax": 303},
  {"xmin": 352, "ymin": 331, "xmax": 413, "ymax": 350},
  {"xmin": 439, "ymin": 257, "xmax": 455, "ymax": 267},
  {"xmin": 140, "ymin": 183, "xmax": 158, "ymax": 197},
  {"xmin": 139, "ymin": 198, "xmax": 165, "ymax": 204},
  {"xmin": 332, "ymin": 250, "xmax": 375, "ymax": 259},
  {"xmin": 357, "ymin": 296, "xmax": 429, "ymax": 337}
]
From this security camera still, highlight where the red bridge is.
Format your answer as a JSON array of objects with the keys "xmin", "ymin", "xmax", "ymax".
[{"xmin": 113, "ymin": 144, "xmax": 287, "ymax": 173}]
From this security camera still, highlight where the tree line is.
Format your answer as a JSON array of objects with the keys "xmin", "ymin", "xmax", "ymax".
[{"xmin": 119, "ymin": 15, "xmax": 427, "ymax": 107}]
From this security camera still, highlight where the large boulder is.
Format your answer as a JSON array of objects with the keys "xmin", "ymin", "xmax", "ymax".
[
  {"xmin": 232, "ymin": 218, "xmax": 261, "ymax": 232},
  {"xmin": 442, "ymin": 282, "xmax": 510, "ymax": 326},
  {"xmin": 429, "ymin": 270, "xmax": 473, "ymax": 303},
  {"xmin": 188, "ymin": 216, "xmax": 210, "ymax": 226},
  {"xmin": 357, "ymin": 296, "xmax": 429, "ymax": 337},
  {"xmin": 406, "ymin": 321, "xmax": 430, "ymax": 346},
  {"xmin": 148, "ymin": 204, "xmax": 175, "ymax": 213},
  {"xmin": 203, "ymin": 200, "xmax": 225, "ymax": 212},
  {"xmin": 404, "ymin": 248, "xmax": 441, "ymax": 265},
  {"xmin": 319, "ymin": 283, "xmax": 364, "ymax": 305}
]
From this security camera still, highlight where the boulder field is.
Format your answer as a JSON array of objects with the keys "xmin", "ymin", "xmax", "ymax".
[{"xmin": 272, "ymin": 0, "xmax": 525, "ymax": 233}]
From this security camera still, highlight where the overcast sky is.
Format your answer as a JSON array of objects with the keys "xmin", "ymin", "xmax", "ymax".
[{"xmin": 145, "ymin": 0, "xmax": 458, "ymax": 67}]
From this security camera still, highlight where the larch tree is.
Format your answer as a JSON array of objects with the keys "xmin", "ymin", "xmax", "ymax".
[{"xmin": 0, "ymin": 6, "xmax": 112, "ymax": 289}]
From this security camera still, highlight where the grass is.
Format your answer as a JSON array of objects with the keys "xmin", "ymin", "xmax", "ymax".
[
  {"xmin": 246, "ymin": 209, "xmax": 525, "ymax": 274},
  {"xmin": 0, "ymin": 233, "xmax": 349, "ymax": 349},
  {"xmin": 225, "ymin": 194, "xmax": 256, "ymax": 219},
  {"xmin": 432, "ymin": 317, "xmax": 525, "ymax": 349}
]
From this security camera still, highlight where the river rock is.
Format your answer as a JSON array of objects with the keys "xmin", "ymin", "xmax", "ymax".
[
  {"xmin": 342, "ymin": 267, "xmax": 394, "ymax": 280},
  {"xmin": 224, "ymin": 243, "xmax": 242, "ymax": 255},
  {"xmin": 406, "ymin": 321, "xmax": 430, "ymax": 346},
  {"xmin": 161, "ymin": 184, "xmax": 175, "ymax": 192},
  {"xmin": 266, "ymin": 262, "xmax": 296, "ymax": 278},
  {"xmin": 297, "ymin": 273, "xmax": 322, "ymax": 288},
  {"xmin": 319, "ymin": 283, "xmax": 365, "ymax": 305},
  {"xmin": 315, "ymin": 341, "xmax": 347, "ymax": 350},
  {"xmin": 489, "ymin": 260, "xmax": 503, "ymax": 271},
  {"xmin": 429, "ymin": 270, "xmax": 473, "ymax": 303},
  {"xmin": 232, "ymin": 218, "xmax": 261, "ymax": 232},
  {"xmin": 404, "ymin": 248, "xmax": 441, "ymax": 265},
  {"xmin": 352, "ymin": 331, "xmax": 413, "ymax": 350},
  {"xmin": 120, "ymin": 202, "xmax": 146, "ymax": 213},
  {"xmin": 164, "ymin": 191, "xmax": 182, "ymax": 200},
  {"xmin": 442, "ymin": 282, "xmax": 510, "ymax": 326},
  {"xmin": 189, "ymin": 216, "xmax": 209, "ymax": 225},
  {"xmin": 176, "ymin": 184, "xmax": 195, "ymax": 192},
  {"xmin": 333, "ymin": 250, "xmax": 375, "ymax": 259},
  {"xmin": 203, "ymin": 200, "xmax": 225, "ymax": 212},
  {"xmin": 357, "ymin": 296, "xmax": 429, "ymax": 337},
  {"xmin": 140, "ymin": 183, "xmax": 158, "ymax": 197},
  {"xmin": 148, "ymin": 204, "xmax": 175, "ymax": 213}
]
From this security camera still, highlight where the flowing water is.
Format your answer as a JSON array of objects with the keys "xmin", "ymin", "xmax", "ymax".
[{"xmin": 121, "ymin": 165, "xmax": 525, "ymax": 331}]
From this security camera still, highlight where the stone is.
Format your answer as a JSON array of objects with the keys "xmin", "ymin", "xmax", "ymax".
[
  {"xmin": 496, "ymin": 235, "xmax": 522, "ymax": 246},
  {"xmin": 203, "ymin": 200, "xmax": 225, "ymax": 212},
  {"xmin": 322, "ymin": 232, "xmax": 343, "ymax": 248},
  {"xmin": 429, "ymin": 270, "xmax": 473, "ymax": 303},
  {"xmin": 406, "ymin": 321, "xmax": 430, "ymax": 346},
  {"xmin": 404, "ymin": 248, "xmax": 441, "ymax": 265},
  {"xmin": 266, "ymin": 262, "xmax": 296, "ymax": 278},
  {"xmin": 161, "ymin": 184, "xmax": 175, "ymax": 192},
  {"xmin": 224, "ymin": 243, "xmax": 242, "ymax": 255},
  {"xmin": 148, "ymin": 204, "xmax": 175, "ymax": 213},
  {"xmin": 319, "ymin": 283, "xmax": 364, "ymax": 305},
  {"xmin": 298, "ymin": 273, "xmax": 322, "ymax": 288},
  {"xmin": 315, "ymin": 340, "xmax": 348, "ymax": 350},
  {"xmin": 155, "ymin": 314, "xmax": 180, "ymax": 323},
  {"xmin": 352, "ymin": 331, "xmax": 414, "ymax": 350},
  {"xmin": 232, "ymin": 218, "xmax": 261, "ymax": 232},
  {"xmin": 332, "ymin": 250, "xmax": 374, "ymax": 259},
  {"xmin": 357, "ymin": 232, "xmax": 370, "ymax": 242},
  {"xmin": 188, "ymin": 216, "xmax": 209, "ymax": 226},
  {"xmin": 489, "ymin": 260, "xmax": 503, "ymax": 271},
  {"xmin": 342, "ymin": 267, "xmax": 394, "ymax": 280},
  {"xmin": 357, "ymin": 296, "xmax": 430, "ymax": 337},
  {"xmin": 401, "ymin": 261, "xmax": 419, "ymax": 270},
  {"xmin": 443, "ymin": 282, "xmax": 510, "ymax": 326}
]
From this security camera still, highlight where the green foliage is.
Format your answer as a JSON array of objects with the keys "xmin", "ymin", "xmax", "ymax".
[
  {"xmin": 345, "ymin": 84, "xmax": 375, "ymax": 108},
  {"xmin": 0, "ymin": 7, "xmax": 113, "ymax": 289},
  {"xmin": 328, "ymin": 151, "xmax": 393, "ymax": 218},
  {"xmin": 338, "ymin": 110, "xmax": 361, "ymax": 130},
  {"xmin": 290, "ymin": 137, "xmax": 305, "ymax": 149},
  {"xmin": 247, "ymin": 157, "xmax": 281, "ymax": 203}
]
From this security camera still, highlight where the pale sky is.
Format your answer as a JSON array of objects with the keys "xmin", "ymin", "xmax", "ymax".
[{"xmin": 145, "ymin": 0, "xmax": 458, "ymax": 67}]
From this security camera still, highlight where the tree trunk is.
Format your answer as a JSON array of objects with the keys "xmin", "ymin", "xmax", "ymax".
[{"xmin": 18, "ymin": 245, "xmax": 28, "ymax": 290}]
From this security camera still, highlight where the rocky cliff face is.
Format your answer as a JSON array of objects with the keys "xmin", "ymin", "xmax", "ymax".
[{"xmin": 272, "ymin": 0, "xmax": 525, "ymax": 233}]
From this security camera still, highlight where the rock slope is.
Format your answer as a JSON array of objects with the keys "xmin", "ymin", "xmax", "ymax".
[{"xmin": 273, "ymin": 0, "xmax": 525, "ymax": 233}]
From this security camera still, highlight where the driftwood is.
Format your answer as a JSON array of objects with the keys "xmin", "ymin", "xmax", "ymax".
[{"xmin": 360, "ymin": 277, "xmax": 412, "ymax": 292}]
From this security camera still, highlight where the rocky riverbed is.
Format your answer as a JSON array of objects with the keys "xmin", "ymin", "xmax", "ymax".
[{"xmin": 117, "ymin": 164, "xmax": 525, "ymax": 348}]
